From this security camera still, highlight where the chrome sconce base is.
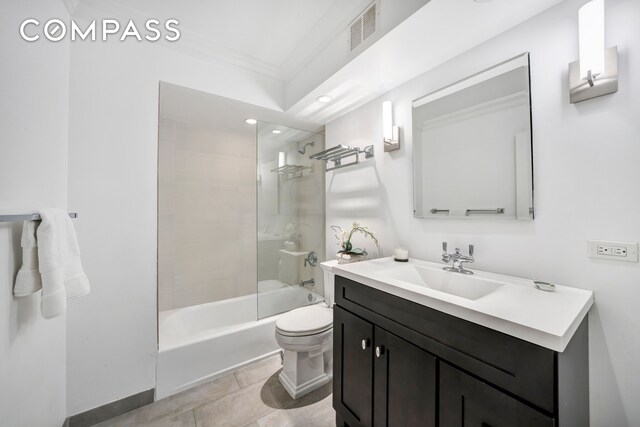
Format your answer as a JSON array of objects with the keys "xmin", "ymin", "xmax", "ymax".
[
  {"xmin": 569, "ymin": 46, "xmax": 618, "ymax": 103},
  {"xmin": 383, "ymin": 125, "xmax": 400, "ymax": 152}
]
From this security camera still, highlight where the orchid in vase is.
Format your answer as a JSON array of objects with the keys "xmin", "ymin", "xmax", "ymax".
[{"xmin": 331, "ymin": 222, "xmax": 379, "ymax": 263}]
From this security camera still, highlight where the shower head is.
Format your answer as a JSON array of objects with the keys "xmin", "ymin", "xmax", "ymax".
[{"xmin": 298, "ymin": 140, "xmax": 315, "ymax": 155}]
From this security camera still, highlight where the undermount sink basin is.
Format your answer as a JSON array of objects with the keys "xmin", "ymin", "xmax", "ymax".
[{"xmin": 379, "ymin": 265, "xmax": 504, "ymax": 300}]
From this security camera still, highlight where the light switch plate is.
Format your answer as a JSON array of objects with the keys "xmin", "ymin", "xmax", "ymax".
[{"xmin": 588, "ymin": 240, "xmax": 639, "ymax": 262}]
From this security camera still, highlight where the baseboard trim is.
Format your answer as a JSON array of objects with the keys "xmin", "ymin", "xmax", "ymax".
[{"xmin": 66, "ymin": 388, "xmax": 154, "ymax": 427}]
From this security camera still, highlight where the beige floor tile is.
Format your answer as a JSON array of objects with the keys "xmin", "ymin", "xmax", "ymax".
[
  {"xmin": 234, "ymin": 356, "xmax": 282, "ymax": 388},
  {"xmin": 256, "ymin": 381, "xmax": 334, "ymax": 427},
  {"xmin": 255, "ymin": 395, "xmax": 334, "ymax": 427},
  {"xmin": 95, "ymin": 374, "xmax": 239, "ymax": 427},
  {"xmin": 96, "ymin": 361, "xmax": 335, "ymax": 427},
  {"xmin": 194, "ymin": 372, "xmax": 292, "ymax": 427},
  {"xmin": 281, "ymin": 380, "xmax": 333, "ymax": 410},
  {"xmin": 98, "ymin": 410, "xmax": 196, "ymax": 427},
  {"xmin": 140, "ymin": 410, "xmax": 196, "ymax": 427}
]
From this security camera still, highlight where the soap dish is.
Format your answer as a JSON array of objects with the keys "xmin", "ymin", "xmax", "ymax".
[{"xmin": 534, "ymin": 280, "xmax": 556, "ymax": 292}]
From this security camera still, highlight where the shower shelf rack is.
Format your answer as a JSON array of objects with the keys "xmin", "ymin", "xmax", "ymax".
[
  {"xmin": 310, "ymin": 144, "xmax": 374, "ymax": 172},
  {"xmin": 0, "ymin": 212, "xmax": 78, "ymax": 223},
  {"xmin": 270, "ymin": 164, "xmax": 312, "ymax": 179}
]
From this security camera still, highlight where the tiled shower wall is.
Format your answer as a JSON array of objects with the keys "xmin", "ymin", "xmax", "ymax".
[
  {"xmin": 158, "ymin": 119, "xmax": 257, "ymax": 312},
  {"xmin": 257, "ymin": 133, "xmax": 326, "ymax": 293}
]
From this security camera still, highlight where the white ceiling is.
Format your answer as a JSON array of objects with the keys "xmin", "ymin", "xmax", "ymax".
[
  {"xmin": 287, "ymin": 0, "xmax": 566, "ymax": 123},
  {"xmin": 146, "ymin": 0, "xmax": 337, "ymax": 67},
  {"xmin": 68, "ymin": 0, "xmax": 566, "ymax": 125},
  {"xmin": 68, "ymin": 0, "xmax": 373, "ymax": 82}
]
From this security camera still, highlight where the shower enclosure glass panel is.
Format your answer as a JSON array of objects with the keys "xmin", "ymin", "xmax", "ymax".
[
  {"xmin": 257, "ymin": 121, "xmax": 325, "ymax": 319},
  {"xmin": 157, "ymin": 83, "xmax": 259, "ymax": 345}
]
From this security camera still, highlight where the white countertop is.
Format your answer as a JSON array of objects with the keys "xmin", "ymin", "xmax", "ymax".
[{"xmin": 325, "ymin": 257, "xmax": 593, "ymax": 352}]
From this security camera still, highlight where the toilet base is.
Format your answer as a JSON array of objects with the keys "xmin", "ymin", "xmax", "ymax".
[{"xmin": 278, "ymin": 348, "xmax": 333, "ymax": 399}]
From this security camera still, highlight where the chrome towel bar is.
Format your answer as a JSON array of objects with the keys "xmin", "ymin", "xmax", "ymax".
[
  {"xmin": 0, "ymin": 213, "xmax": 78, "ymax": 223},
  {"xmin": 310, "ymin": 144, "xmax": 374, "ymax": 172},
  {"xmin": 270, "ymin": 164, "xmax": 312, "ymax": 179},
  {"xmin": 465, "ymin": 208, "xmax": 505, "ymax": 216}
]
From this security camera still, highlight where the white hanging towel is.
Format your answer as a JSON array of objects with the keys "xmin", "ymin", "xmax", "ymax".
[
  {"xmin": 13, "ymin": 208, "xmax": 90, "ymax": 318},
  {"xmin": 13, "ymin": 220, "xmax": 42, "ymax": 296}
]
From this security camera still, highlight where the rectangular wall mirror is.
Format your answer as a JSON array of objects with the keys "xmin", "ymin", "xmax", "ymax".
[{"xmin": 412, "ymin": 53, "xmax": 534, "ymax": 220}]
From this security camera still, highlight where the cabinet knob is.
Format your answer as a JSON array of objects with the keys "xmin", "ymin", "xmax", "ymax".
[
  {"xmin": 375, "ymin": 345, "xmax": 385, "ymax": 358},
  {"xmin": 361, "ymin": 339, "xmax": 370, "ymax": 350}
]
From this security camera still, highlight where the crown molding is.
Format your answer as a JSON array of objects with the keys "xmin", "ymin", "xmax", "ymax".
[
  {"xmin": 280, "ymin": 0, "xmax": 373, "ymax": 84},
  {"xmin": 68, "ymin": 0, "xmax": 286, "ymax": 84},
  {"xmin": 161, "ymin": 29, "xmax": 284, "ymax": 83}
]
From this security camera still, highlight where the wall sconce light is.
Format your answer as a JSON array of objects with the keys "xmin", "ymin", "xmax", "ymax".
[
  {"xmin": 569, "ymin": 0, "xmax": 618, "ymax": 103},
  {"xmin": 382, "ymin": 101, "xmax": 400, "ymax": 152}
]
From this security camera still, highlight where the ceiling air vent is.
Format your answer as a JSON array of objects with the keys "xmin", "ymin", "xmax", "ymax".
[
  {"xmin": 349, "ymin": 1, "xmax": 378, "ymax": 52},
  {"xmin": 350, "ymin": 18, "xmax": 363, "ymax": 51}
]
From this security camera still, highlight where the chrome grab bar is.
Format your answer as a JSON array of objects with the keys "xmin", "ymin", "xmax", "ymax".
[{"xmin": 465, "ymin": 208, "xmax": 505, "ymax": 216}]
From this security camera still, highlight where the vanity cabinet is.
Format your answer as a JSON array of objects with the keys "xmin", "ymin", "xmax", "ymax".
[
  {"xmin": 439, "ymin": 363, "xmax": 554, "ymax": 427},
  {"xmin": 334, "ymin": 307, "xmax": 437, "ymax": 427},
  {"xmin": 333, "ymin": 275, "xmax": 589, "ymax": 427},
  {"xmin": 334, "ymin": 307, "xmax": 374, "ymax": 426}
]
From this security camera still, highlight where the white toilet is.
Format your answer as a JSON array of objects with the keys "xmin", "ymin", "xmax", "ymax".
[{"xmin": 275, "ymin": 260, "xmax": 336, "ymax": 399}]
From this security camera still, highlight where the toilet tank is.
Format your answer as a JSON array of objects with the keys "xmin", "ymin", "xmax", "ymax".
[
  {"xmin": 278, "ymin": 250, "xmax": 313, "ymax": 286},
  {"xmin": 321, "ymin": 260, "xmax": 338, "ymax": 307}
]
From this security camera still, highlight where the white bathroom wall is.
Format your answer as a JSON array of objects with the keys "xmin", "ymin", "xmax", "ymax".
[
  {"xmin": 0, "ymin": 1, "xmax": 70, "ymax": 426},
  {"xmin": 325, "ymin": 0, "xmax": 640, "ymax": 425},
  {"xmin": 66, "ymin": 38, "xmax": 284, "ymax": 415}
]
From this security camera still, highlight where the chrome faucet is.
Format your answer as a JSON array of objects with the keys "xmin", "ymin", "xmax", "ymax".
[
  {"xmin": 299, "ymin": 278, "xmax": 315, "ymax": 287},
  {"xmin": 442, "ymin": 242, "xmax": 474, "ymax": 275},
  {"xmin": 304, "ymin": 251, "xmax": 318, "ymax": 267}
]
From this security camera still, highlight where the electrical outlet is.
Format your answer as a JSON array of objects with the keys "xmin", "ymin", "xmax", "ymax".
[{"xmin": 588, "ymin": 240, "xmax": 639, "ymax": 262}]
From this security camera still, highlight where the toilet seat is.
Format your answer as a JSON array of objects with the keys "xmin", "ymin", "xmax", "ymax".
[
  {"xmin": 275, "ymin": 305, "xmax": 333, "ymax": 337},
  {"xmin": 275, "ymin": 327, "xmax": 332, "ymax": 353}
]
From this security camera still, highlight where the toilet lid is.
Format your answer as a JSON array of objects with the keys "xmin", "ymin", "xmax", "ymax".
[{"xmin": 276, "ymin": 305, "xmax": 333, "ymax": 337}]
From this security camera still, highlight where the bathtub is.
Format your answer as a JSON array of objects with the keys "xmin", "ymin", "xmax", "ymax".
[{"xmin": 156, "ymin": 282, "xmax": 323, "ymax": 399}]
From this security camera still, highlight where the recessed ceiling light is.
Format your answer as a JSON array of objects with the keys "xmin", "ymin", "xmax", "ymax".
[
  {"xmin": 272, "ymin": 129, "xmax": 282, "ymax": 134},
  {"xmin": 317, "ymin": 95, "xmax": 332, "ymax": 103},
  {"xmin": 244, "ymin": 118, "xmax": 257, "ymax": 125}
]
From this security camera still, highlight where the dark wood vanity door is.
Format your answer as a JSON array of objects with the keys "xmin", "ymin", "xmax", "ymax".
[
  {"xmin": 439, "ymin": 362, "xmax": 554, "ymax": 427},
  {"xmin": 373, "ymin": 326, "xmax": 437, "ymax": 427},
  {"xmin": 334, "ymin": 306, "xmax": 374, "ymax": 427}
]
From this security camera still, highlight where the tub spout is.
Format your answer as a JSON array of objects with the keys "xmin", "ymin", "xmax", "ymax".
[{"xmin": 299, "ymin": 278, "xmax": 315, "ymax": 287}]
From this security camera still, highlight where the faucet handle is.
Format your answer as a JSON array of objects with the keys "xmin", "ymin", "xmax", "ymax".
[
  {"xmin": 469, "ymin": 244, "xmax": 474, "ymax": 257},
  {"xmin": 304, "ymin": 251, "xmax": 318, "ymax": 267},
  {"xmin": 442, "ymin": 241, "xmax": 448, "ymax": 252}
]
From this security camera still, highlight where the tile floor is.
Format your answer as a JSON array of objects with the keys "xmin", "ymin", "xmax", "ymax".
[{"xmin": 94, "ymin": 355, "xmax": 335, "ymax": 427}]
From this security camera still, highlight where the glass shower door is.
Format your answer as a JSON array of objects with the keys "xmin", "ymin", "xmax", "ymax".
[{"xmin": 256, "ymin": 121, "xmax": 325, "ymax": 319}]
